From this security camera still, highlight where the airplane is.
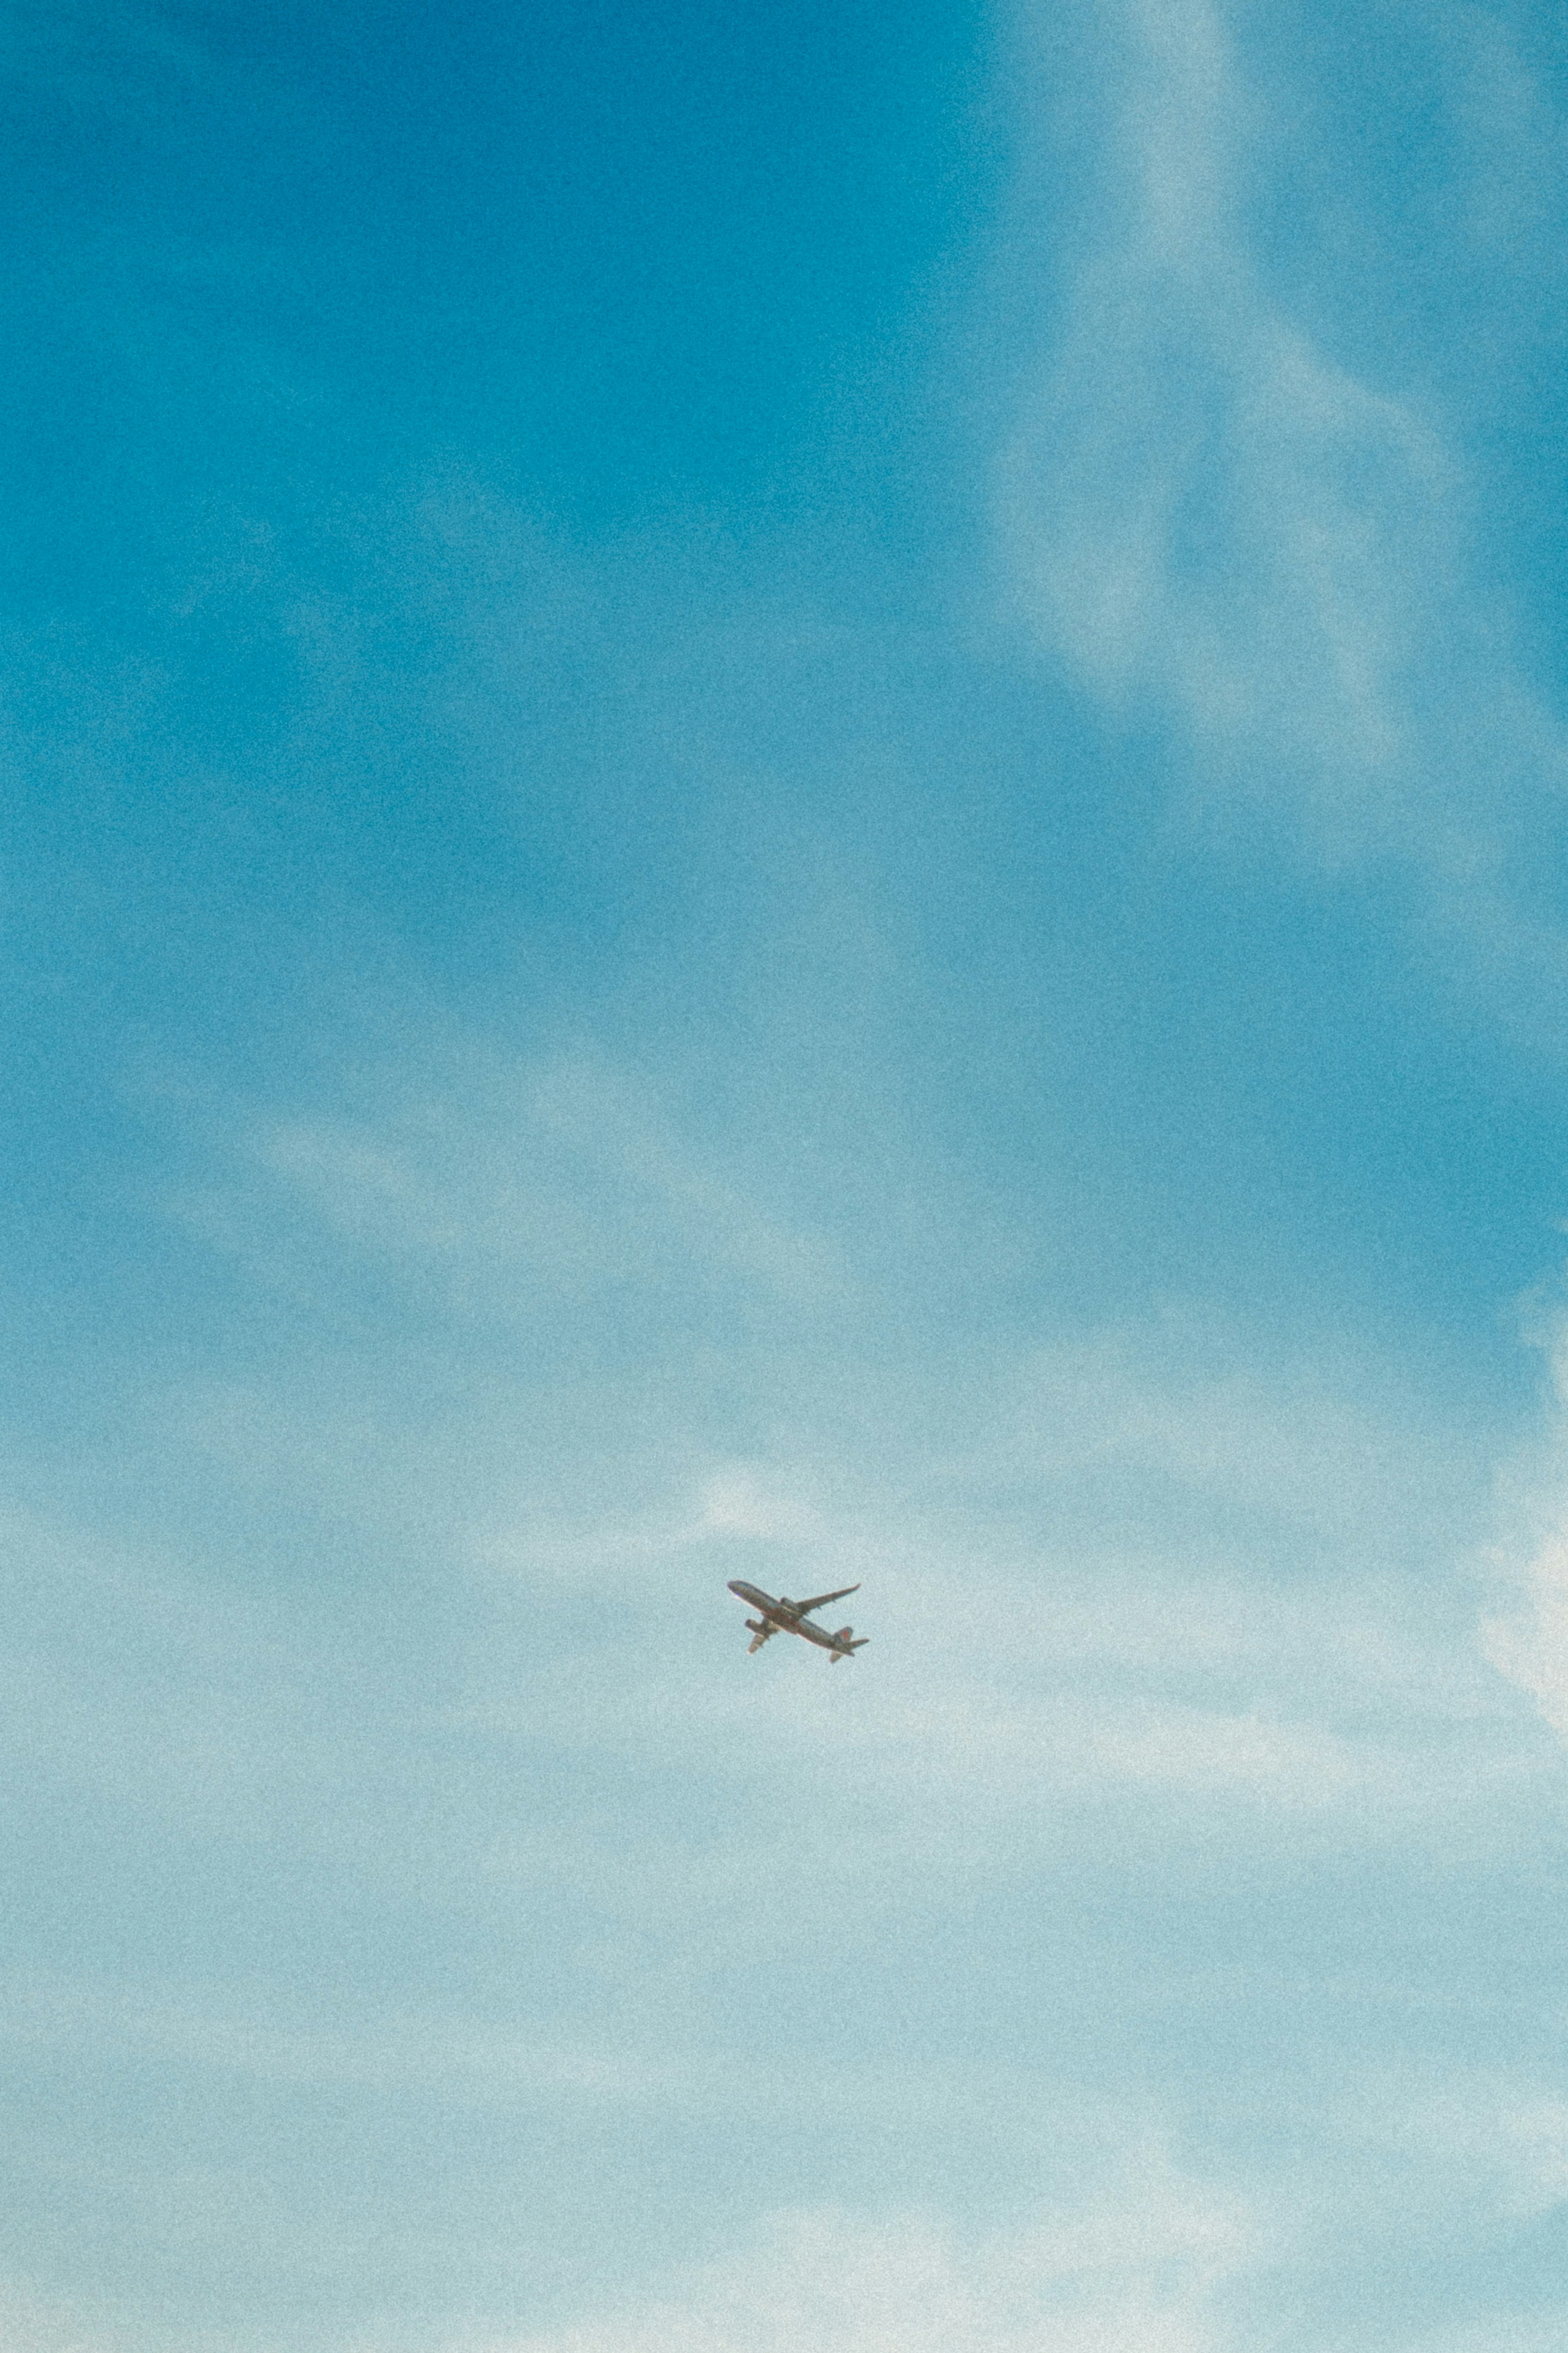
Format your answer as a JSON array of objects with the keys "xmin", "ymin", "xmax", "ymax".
[{"xmin": 727, "ymin": 1579, "xmax": 869, "ymax": 1663}]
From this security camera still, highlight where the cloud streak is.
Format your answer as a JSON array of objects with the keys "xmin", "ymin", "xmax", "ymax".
[{"xmin": 1002, "ymin": 0, "xmax": 1568, "ymax": 930}]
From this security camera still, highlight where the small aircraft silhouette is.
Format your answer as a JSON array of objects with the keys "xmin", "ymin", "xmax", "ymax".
[{"xmin": 727, "ymin": 1579, "xmax": 869, "ymax": 1663}]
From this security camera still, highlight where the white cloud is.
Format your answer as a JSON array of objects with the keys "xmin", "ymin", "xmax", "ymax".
[
  {"xmin": 0, "ymin": 1983, "xmax": 669, "ymax": 2105},
  {"xmin": 176, "ymin": 1044, "xmax": 843, "ymax": 1314},
  {"xmin": 1401, "ymin": 2322, "xmax": 1568, "ymax": 2353},
  {"xmin": 1278, "ymin": 2059, "xmax": 1568, "ymax": 2310},
  {"xmin": 695, "ymin": 1466, "xmax": 814, "ymax": 1541},
  {"xmin": 1483, "ymin": 1307, "xmax": 1568, "ymax": 1744},
  {"xmin": 0, "ymin": 2284, "xmax": 113, "ymax": 2353},
  {"xmin": 465, "ymin": 2159, "xmax": 1255, "ymax": 2353},
  {"xmin": 1486, "ymin": 1527, "xmax": 1568, "ymax": 1744},
  {"xmin": 1001, "ymin": 0, "xmax": 1568, "ymax": 904},
  {"xmin": 987, "ymin": 1317, "xmax": 1483, "ymax": 1551},
  {"xmin": 1392, "ymin": 2082, "xmax": 1568, "ymax": 2224}
]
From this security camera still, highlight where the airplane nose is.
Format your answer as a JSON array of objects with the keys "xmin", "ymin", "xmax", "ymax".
[{"xmin": 726, "ymin": 1580, "xmax": 745, "ymax": 1595}]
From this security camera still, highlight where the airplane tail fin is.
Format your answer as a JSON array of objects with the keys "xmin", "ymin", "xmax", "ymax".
[{"xmin": 829, "ymin": 1628, "xmax": 868, "ymax": 1663}]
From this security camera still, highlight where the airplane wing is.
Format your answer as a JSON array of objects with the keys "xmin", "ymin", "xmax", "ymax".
[{"xmin": 793, "ymin": 1583, "xmax": 860, "ymax": 1617}]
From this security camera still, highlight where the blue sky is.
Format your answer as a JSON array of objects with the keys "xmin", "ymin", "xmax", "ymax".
[{"xmin": 7, "ymin": 2, "xmax": 1568, "ymax": 2347}]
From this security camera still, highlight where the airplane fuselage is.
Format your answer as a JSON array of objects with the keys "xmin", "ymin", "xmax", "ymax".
[{"xmin": 727, "ymin": 1579, "xmax": 865, "ymax": 1659}]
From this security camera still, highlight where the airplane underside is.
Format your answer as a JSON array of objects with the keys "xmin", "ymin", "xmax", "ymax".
[{"xmin": 731, "ymin": 1580, "xmax": 868, "ymax": 1662}]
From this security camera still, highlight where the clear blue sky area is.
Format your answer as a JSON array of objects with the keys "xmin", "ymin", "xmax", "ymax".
[{"xmin": 7, "ymin": 5, "xmax": 1568, "ymax": 2350}]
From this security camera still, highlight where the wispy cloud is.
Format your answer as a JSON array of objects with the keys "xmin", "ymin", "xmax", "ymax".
[
  {"xmin": 0, "ymin": 2280, "xmax": 114, "ymax": 2353},
  {"xmin": 1405, "ymin": 2328, "xmax": 1568, "ymax": 2353},
  {"xmin": 1338, "ymin": 2068, "xmax": 1568, "ymax": 2227},
  {"xmin": 1001, "ymin": 0, "xmax": 1568, "ymax": 939},
  {"xmin": 467, "ymin": 2158, "xmax": 1255, "ymax": 2353},
  {"xmin": 0, "ymin": 1982, "xmax": 669, "ymax": 2105},
  {"xmin": 180, "ymin": 1044, "xmax": 844, "ymax": 1316},
  {"xmin": 1484, "ymin": 1298, "xmax": 1568, "ymax": 1745}
]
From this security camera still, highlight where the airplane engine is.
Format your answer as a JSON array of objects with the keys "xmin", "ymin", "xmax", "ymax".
[{"xmin": 745, "ymin": 1619, "xmax": 766, "ymax": 1635}]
